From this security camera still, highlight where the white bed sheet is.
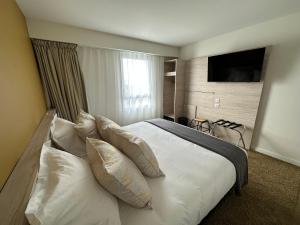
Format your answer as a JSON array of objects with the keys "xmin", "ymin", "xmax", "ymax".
[{"xmin": 119, "ymin": 122, "xmax": 236, "ymax": 225}]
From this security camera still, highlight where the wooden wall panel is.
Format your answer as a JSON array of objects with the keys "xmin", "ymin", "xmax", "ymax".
[
  {"xmin": 0, "ymin": 110, "xmax": 55, "ymax": 225},
  {"xmin": 183, "ymin": 54, "xmax": 267, "ymax": 149}
]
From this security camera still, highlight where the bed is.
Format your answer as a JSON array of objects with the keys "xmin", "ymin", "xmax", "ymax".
[
  {"xmin": 0, "ymin": 111, "xmax": 247, "ymax": 225},
  {"xmin": 119, "ymin": 121, "xmax": 237, "ymax": 225}
]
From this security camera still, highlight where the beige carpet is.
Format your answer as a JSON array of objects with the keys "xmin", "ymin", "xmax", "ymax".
[{"xmin": 200, "ymin": 151, "xmax": 300, "ymax": 225}]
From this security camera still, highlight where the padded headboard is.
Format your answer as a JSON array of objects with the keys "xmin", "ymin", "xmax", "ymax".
[{"xmin": 0, "ymin": 110, "xmax": 56, "ymax": 225}]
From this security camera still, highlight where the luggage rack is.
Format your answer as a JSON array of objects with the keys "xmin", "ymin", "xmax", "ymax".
[{"xmin": 210, "ymin": 119, "xmax": 246, "ymax": 149}]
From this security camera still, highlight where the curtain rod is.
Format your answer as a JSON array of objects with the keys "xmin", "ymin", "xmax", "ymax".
[
  {"xmin": 77, "ymin": 44, "xmax": 170, "ymax": 57},
  {"xmin": 30, "ymin": 38, "xmax": 174, "ymax": 57},
  {"xmin": 30, "ymin": 38, "xmax": 78, "ymax": 46}
]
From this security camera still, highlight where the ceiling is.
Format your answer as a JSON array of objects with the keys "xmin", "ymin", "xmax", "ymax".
[{"xmin": 17, "ymin": 0, "xmax": 300, "ymax": 47}]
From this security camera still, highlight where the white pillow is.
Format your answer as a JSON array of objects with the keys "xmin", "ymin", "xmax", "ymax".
[
  {"xmin": 103, "ymin": 126, "xmax": 163, "ymax": 177},
  {"xmin": 86, "ymin": 138, "xmax": 152, "ymax": 209},
  {"xmin": 95, "ymin": 115, "xmax": 120, "ymax": 139},
  {"xmin": 25, "ymin": 144, "xmax": 121, "ymax": 225},
  {"xmin": 74, "ymin": 111, "xmax": 100, "ymax": 141},
  {"xmin": 50, "ymin": 116, "xmax": 86, "ymax": 157}
]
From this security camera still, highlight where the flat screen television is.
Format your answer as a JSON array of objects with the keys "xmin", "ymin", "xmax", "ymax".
[{"xmin": 208, "ymin": 48, "xmax": 265, "ymax": 82}]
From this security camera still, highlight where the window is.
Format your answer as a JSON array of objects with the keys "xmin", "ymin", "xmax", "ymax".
[
  {"xmin": 121, "ymin": 58, "xmax": 151, "ymax": 108},
  {"xmin": 78, "ymin": 47, "xmax": 163, "ymax": 125}
]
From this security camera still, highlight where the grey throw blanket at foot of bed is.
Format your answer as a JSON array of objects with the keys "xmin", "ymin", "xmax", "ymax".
[{"xmin": 146, "ymin": 118, "xmax": 248, "ymax": 193}]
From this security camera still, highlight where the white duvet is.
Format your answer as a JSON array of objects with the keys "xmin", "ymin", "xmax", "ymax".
[{"xmin": 119, "ymin": 122, "xmax": 236, "ymax": 225}]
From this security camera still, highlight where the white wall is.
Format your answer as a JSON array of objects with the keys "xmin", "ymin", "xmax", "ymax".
[
  {"xmin": 26, "ymin": 19, "xmax": 179, "ymax": 57},
  {"xmin": 180, "ymin": 11, "xmax": 300, "ymax": 166}
]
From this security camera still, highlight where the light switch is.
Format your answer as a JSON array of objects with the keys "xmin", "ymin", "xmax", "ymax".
[
  {"xmin": 214, "ymin": 103, "xmax": 220, "ymax": 108},
  {"xmin": 215, "ymin": 97, "xmax": 220, "ymax": 103}
]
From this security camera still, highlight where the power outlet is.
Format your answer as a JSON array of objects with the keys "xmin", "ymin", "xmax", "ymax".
[{"xmin": 214, "ymin": 97, "xmax": 220, "ymax": 108}]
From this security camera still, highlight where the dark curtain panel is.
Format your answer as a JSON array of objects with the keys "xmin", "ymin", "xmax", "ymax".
[{"xmin": 32, "ymin": 39, "xmax": 88, "ymax": 122}]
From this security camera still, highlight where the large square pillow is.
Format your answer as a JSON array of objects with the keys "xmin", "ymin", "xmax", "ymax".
[
  {"xmin": 25, "ymin": 144, "xmax": 121, "ymax": 225},
  {"xmin": 103, "ymin": 126, "xmax": 163, "ymax": 177},
  {"xmin": 50, "ymin": 116, "xmax": 86, "ymax": 157},
  {"xmin": 74, "ymin": 111, "xmax": 100, "ymax": 140},
  {"xmin": 86, "ymin": 138, "xmax": 152, "ymax": 209},
  {"xmin": 95, "ymin": 115, "xmax": 120, "ymax": 139}
]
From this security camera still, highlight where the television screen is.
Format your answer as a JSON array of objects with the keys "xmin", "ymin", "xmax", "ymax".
[{"xmin": 208, "ymin": 48, "xmax": 265, "ymax": 82}]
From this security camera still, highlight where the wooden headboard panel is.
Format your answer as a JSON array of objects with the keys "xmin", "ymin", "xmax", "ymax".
[
  {"xmin": 183, "ymin": 48, "xmax": 270, "ymax": 149},
  {"xmin": 0, "ymin": 110, "xmax": 55, "ymax": 225}
]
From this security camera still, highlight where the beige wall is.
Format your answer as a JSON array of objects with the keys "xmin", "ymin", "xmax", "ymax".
[
  {"xmin": 26, "ymin": 19, "xmax": 179, "ymax": 57},
  {"xmin": 0, "ymin": 0, "xmax": 46, "ymax": 189},
  {"xmin": 180, "ymin": 11, "xmax": 300, "ymax": 166}
]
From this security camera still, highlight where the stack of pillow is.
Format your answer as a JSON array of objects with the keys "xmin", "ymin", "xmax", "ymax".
[{"xmin": 26, "ymin": 111, "xmax": 164, "ymax": 225}]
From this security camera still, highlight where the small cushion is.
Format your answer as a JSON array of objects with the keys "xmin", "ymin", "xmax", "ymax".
[
  {"xmin": 95, "ymin": 115, "xmax": 120, "ymax": 139},
  {"xmin": 25, "ymin": 144, "xmax": 121, "ymax": 225},
  {"xmin": 104, "ymin": 126, "xmax": 163, "ymax": 177},
  {"xmin": 50, "ymin": 116, "xmax": 86, "ymax": 157},
  {"xmin": 75, "ymin": 111, "xmax": 100, "ymax": 140},
  {"xmin": 86, "ymin": 138, "xmax": 152, "ymax": 209}
]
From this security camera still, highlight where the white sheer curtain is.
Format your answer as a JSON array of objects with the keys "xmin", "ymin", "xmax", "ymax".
[{"xmin": 77, "ymin": 46, "xmax": 164, "ymax": 125}]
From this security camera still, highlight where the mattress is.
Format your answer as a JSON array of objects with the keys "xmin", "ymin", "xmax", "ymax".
[{"xmin": 119, "ymin": 122, "xmax": 236, "ymax": 225}]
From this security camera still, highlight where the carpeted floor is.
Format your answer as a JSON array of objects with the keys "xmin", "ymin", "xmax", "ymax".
[{"xmin": 200, "ymin": 151, "xmax": 300, "ymax": 225}]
